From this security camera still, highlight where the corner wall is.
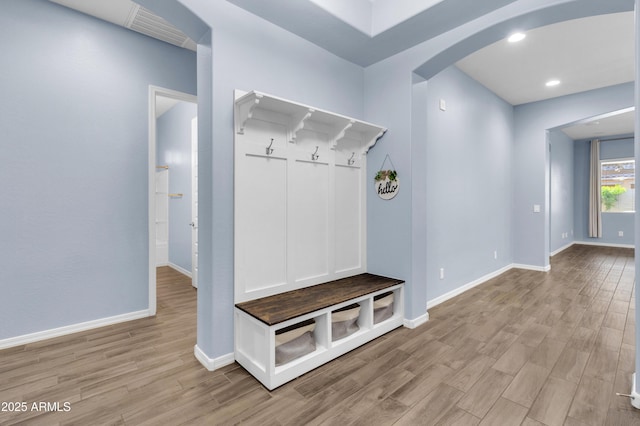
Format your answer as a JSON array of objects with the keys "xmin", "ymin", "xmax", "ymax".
[
  {"xmin": 425, "ymin": 66, "xmax": 513, "ymax": 304},
  {"xmin": 549, "ymin": 130, "xmax": 575, "ymax": 254}
]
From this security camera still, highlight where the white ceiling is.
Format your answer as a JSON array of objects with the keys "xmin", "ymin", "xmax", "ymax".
[
  {"xmin": 226, "ymin": 0, "xmax": 521, "ymax": 66},
  {"xmin": 50, "ymin": 0, "xmax": 635, "ymax": 140},
  {"xmin": 457, "ymin": 11, "xmax": 635, "ymax": 140},
  {"xmin": 455, "ymin": 12, "xmax": 634, "ymax": 106},
  {"xmin": 560, "ymin": 109, "xmax": 635, "ymax": 141},
  {"xmin": 308, "ymin": 0, "xmax": 448, "ymax": 37}
]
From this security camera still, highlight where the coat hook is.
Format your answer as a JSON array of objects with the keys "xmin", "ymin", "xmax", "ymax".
[
  {"xmin": 266, "ymin": 138, "xmax": 274, "ymax": 155},
  {"xmin": 348, "ymin": 152, "xmax": 355, "ymax": 165},
  {"xmin": 312, "ymin": 146, "xmax": 319, "ymax": 161}
]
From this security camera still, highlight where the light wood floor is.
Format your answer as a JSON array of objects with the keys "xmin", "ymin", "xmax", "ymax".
[{"xmin": 1, "ymin": 246, "xmax": 639, "ymax": 425}]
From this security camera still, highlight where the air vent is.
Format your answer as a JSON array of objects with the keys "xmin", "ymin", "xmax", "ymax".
[{"xmin": 127, "ymin": 6, "xmax": 196, "ymax": 51}]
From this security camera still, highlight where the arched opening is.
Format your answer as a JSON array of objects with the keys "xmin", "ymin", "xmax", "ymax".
[{"xmin": 409, "ymin": 4, "xmax": 634, "ymax": 306}]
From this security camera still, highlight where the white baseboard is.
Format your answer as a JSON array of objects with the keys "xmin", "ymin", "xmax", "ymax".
[
  {"xmin": 427, "ymin": 264, "xmax": 514, "ymax": 309},
  {"xmin": 575, "ymin": 241, "xmax": 635, "ymax": 249},
  {"xmin": 404, "ymin": 312, "xmax": 429, "ymax": 329},
  {"xmin": 631, "ymin": 373, "xmax": 640, "ymax": 409},
  {"xmin": 0, "ymin": 309, "xmax": 151, "ymax": 350},
  {"xmin": 194, "ymin": 344, "xmax": 235, "ymax": 371},
  {"xmin": 512, "ymin": 263, "xmax": 551, "ymax": 272},
  {"xmin": 169, "ymin": 263, "xmax": 193, "ymax": 278},
  {"xmin": 550, "ymin": 242, "xmax": 575, "ymax": 257}
]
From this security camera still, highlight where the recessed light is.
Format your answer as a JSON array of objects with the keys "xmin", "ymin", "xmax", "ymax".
[
  {"xmin": 545, "ymin": 79, "xmax": 560, "ymax": 87},
  {"xmin": 507, "ymin": 32, "xmax": 526, "ymax": 43}
]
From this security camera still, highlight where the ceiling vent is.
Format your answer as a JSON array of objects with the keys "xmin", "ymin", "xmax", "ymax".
[
  {"xmin": 49, "ymin": 0, "xmax": 196, "ymax": 51},
  {"xmin": 126, "ymin": 6, "xmax": 196, "ymax": 51}
]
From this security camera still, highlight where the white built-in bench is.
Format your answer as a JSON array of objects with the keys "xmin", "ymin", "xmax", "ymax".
[{"xmin": 234, "ymin": 273, "xmax": 404, "ymax": 390}]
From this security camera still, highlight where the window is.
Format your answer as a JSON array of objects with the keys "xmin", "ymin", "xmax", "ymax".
[{"xmin": 601, "ymin": 158, "xmax": 635, "ymax": 213}]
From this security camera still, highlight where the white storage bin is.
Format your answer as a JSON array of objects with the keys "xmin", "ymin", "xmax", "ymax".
[
  {"xmin": 373, "ymin": 292, "xmax": 394, "ymax": 324},
  {"xmin": 275, "ymin": 319, "xmax": 316, "ymax": 366},
  {"xmin": 331, "ymin": 303, "xmax": 361, "ymax": 341}
]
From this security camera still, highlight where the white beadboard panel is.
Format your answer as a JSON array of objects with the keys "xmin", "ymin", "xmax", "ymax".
[
  {"xmin": 334, "ymin": 165, "xmax": 362, "ymax": 273},
  {"xmin": 292, "ymin": 159, "xmax": 330, "ymax": 282},
  {"xmin": 237, "ymin": 153, "xmax": 289, "ymax": 295}
]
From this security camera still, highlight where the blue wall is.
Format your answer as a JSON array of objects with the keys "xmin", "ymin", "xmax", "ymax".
[
  {"xmin": 512, "ymin": 83, "xmax": 634, "ymax": 268},
  {"xmin": 0, "ymin": 0, "xmax": 196, "ymax": 340},
  {"xmin": 425, "ymin": 66, "xmax": 513, "ymax": 303},
  {"xmin": 157, "ymin": 102, "xmax": 198, "ymax": 272},
  {"xmin": 573, "ymin": 135, "xmax": 634, "ymax": 245},
  {"xmin": 549, "ymin": 130, "xmax": 575, "ymax": 254}
]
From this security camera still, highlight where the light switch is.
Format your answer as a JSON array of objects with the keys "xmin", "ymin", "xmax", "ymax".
[
  {"xmin": 439, "ymin": 99, "xmax": 446, "ymax": 111},
  {"xmin": 533, "ymin": 204, "xmax": 541, "ymax": 213}
]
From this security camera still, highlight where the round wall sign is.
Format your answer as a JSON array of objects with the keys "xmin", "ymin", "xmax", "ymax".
[{"xmin": 375, "ymin": 170, "xmax": 399, "ymax": 200}]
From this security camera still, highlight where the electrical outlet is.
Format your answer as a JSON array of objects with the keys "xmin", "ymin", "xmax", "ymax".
[
  {"xmin": 439, "ymin": 268, "xmax": 444, "ymax": 279},
  {"xmin": 619, "ymin": 231, "xmax": 624, "ymax": 237},
  {"xmin": 494, "ymin": 250, "xmax": 497, "ymax": 259}
]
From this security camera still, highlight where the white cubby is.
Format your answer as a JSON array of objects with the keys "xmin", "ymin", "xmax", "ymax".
[{"xmin": 234, "ymin": 284, "xmax": 404, "ymax": 390}]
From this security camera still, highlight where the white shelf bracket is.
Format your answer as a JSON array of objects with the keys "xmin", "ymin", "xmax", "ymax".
[
  {"xmin": 364, "ymin": 129, "xmax": 387, "ymax": 153},
  {"xmin": 289, "ymin": 108, "xmax": 314, "ymax": 143},
  {"xmin": 329, "ymin": 120, "xmax": 355, "ymax": 150},
  {"xmin": 236, "ymin": 93, "xmax": 263, "ymax": 135}
]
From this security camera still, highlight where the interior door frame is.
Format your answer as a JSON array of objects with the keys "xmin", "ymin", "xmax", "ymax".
[
  {"xmin": 148, "ymin": 85, "xmax": 198, "ymax": 315},
  {"xmin": 191, "ymin": 116, "xmax": 199, "ymax": 288}
]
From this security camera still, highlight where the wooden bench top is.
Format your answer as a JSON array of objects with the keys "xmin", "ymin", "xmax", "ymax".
[{"xmin": 235, "ymin": 273, "xmax": 404, "ymax": 326}]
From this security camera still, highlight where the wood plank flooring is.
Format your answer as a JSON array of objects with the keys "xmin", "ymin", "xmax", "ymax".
[{"xmin": 1, "ymin": 246, "xmax": 639, "ymax": 425}]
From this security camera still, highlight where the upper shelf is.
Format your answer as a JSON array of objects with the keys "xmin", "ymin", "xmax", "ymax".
[{"xmin": 235, "ymin": 90, "xmax": 386, "ymax": 152}]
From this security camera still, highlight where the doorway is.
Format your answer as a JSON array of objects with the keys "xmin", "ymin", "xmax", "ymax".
[{"xmin": 149, "ymin": 86, "xmax": 198, "ymax": 315}]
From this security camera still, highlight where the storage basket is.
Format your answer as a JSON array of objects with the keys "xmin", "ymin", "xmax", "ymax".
[
  {"xmin": 275, "ymin": 319, "xmax": 316, "ymax": 366},
  {"xmin": 331, "ymin": 303, "xmax": 360, "ymax": 341},
  {"xmin": 373, "ymin": 292, "xmax": 394, "ymax": 324}
]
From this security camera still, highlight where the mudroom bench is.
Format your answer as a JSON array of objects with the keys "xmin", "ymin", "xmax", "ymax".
[{"xmin": 234, "ymin": 273, "xmax": 404, "ymax": 390}]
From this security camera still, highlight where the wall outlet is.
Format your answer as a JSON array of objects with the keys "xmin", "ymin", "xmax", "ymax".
[
  {"xmin": 533, "ymin": 204, "xmax": 541, "ymax": 213},
  {"xmin": 494, "ymin": 250, "xmax": 498, "ymax": 259},
  {"xmin": 619, "ymin": 231, "xmax": 624, "ymax": 237},
  {"xmin": 439, "ymin": 268, "xmax": 444, "ymax": 279},
  {"xmin": 439, "ymin": 99, "xmax": 446, "ymax": 111}
]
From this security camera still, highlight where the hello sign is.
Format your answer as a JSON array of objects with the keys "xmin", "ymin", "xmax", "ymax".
[{"xmin": 375, "ymin": 155, "xmax": 399, "ymax": 200}]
